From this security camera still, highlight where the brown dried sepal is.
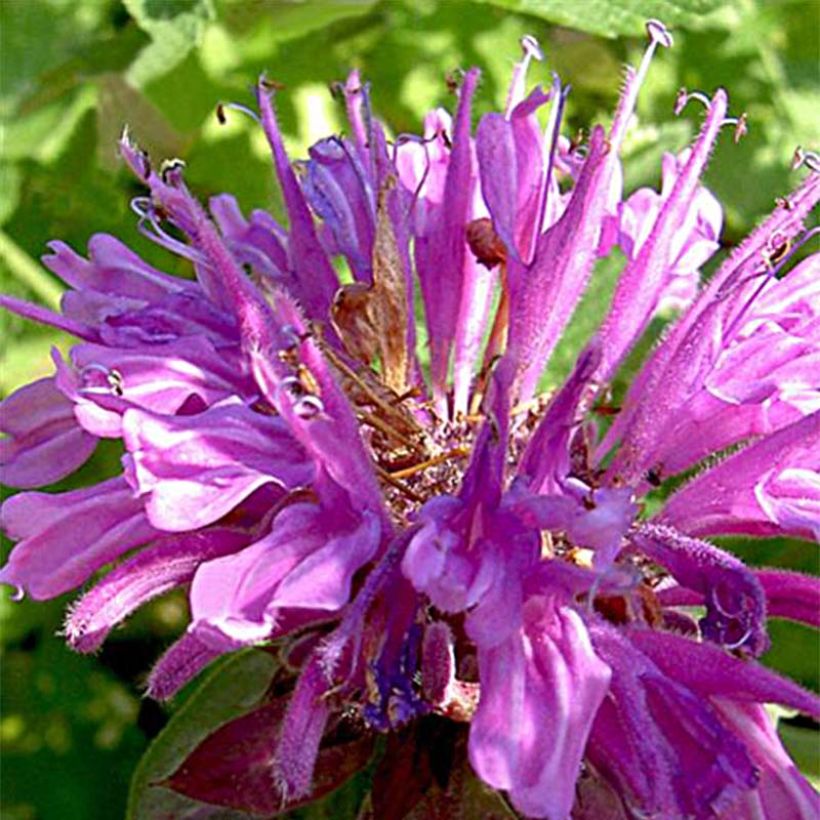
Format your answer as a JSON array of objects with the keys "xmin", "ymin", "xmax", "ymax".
[
  {"xmin": 332, "ymin": 281, "xmax": 381, "ymax": 366},
  {"xmin": 332, "ymin": 175, "xmax": 410, "ymax": 393},
  {"xmin": 371, "ymin": 175, "xmax": 410, "ymax": 392}
]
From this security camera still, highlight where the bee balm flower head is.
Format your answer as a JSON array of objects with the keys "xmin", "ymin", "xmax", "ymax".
[{"xmin": 2, "ymin": 19, "xmax": 819, "ymax": 819}]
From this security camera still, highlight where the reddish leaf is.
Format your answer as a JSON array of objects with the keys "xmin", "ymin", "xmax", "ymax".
[
  {"xmin": 165, "ymin": 699, "xmax": 375, "ymax": 815},
  {"xmin": 366, "ymin": 721, "xmax": 515, "ymax": 820},
  {"xmin": 370, "ymin": 716, "xmax": 460, "ymax": 820}
]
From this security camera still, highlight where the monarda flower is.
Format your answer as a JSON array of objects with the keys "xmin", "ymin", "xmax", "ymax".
[{"xmin": 2, "ymin": 19, "xmax": 819, "ymax": 820}]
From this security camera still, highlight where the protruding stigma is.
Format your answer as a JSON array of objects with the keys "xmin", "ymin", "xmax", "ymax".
[{"xmin": 504, "ymin": 34, "xmax": 544, "ymax": 117}]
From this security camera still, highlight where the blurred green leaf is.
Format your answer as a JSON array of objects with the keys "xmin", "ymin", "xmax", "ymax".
[
  {"xmin": 127, "ymin": 649, "xmax": 278, "ymax": 820},
  {"xmin": 0, "ymin": 0, "xmax": 116, "ymax": 114},
  {"xmin": 474, "ymin": 0, "xmax": 725, "ymax": 37},
  {"xmin": 1, "ymin": 617, "xmax": 146, "ymax": 820},
  {"xmin": 0, "ymin": 163, "xmax": 22, "ymax": 226},
  {"xmin": 124, "ymin": 0, "xmax": 215, "ymax": 88},
  {"xmin": 217, "ymin": 0, "xmax": 379, "ymax": 41}
]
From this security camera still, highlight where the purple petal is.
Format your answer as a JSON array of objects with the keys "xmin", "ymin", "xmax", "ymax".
[
  {"xmin": 256, "ymin": 81, "xmax": 339, "ymax": 321},
  {"xmin": 146, "ymin": 632, "xmax": 221, "ymax": 701},
  {"xmin": 626, "ymin": 626, "xmax": 820, "ymax": 717},
  {"xmin": 600, "ymin": 175, "xmax": 820, "ymax": 482},
  {"xmin": 597, "ymin": 91, "xmax": 728, "ymax": 380},
  {"xmin": 0, "ymin": 294, "xmax": 96, "ymax": 341},
  {"xmin": 44, "ymin": 234, "xmax": 192, "ymax": 302},
  {"xmin": 65, "ymin": 528, "xmax": 250, "ymax": 652},
  {"xmin": 0, "ymin": 477, "xmax": 158, "ymax": 600},
  {"xmin": 273, "ymin": 657, "xmax": 331, "ymax": 800},
  {"xmin": 190, "ymin": 501, "xmax": 380, "ymax": 648},
  {"xmin": 302, "ymin": 137, "xmax": 375, "ymax": 282},
  {"xmin": 0, "ymin": 377, "xmax": 97, "ymax": 488},
  {"xmin": 506, "ymin": 126, "xmax": 610, "ymax": 399},
  {"xmin": 476, "ymin": 112, "xmax": 520, "ymax": 258},
  {"xmin": 519, "ymin": 342, "xmax": 601, "ymax": 493},
  {"xmin": 756, "ymin": 568, "xmax": 820, "ymax": 627},
  {"xmin": 97, "ymin": 287, "xmax": 237, "ymax": 349},
  {"xmin": 469, "ymin": 599, "xmax": 611, "ymax": 819},
  {"xmin": 615, "ymin": 150, "xmax": 722, "ymax": 315},
  {"xmin": 123, "ymin": 402, "xmax": 314, "ymax": 531},
  {"xmin": 713, "ymin": 701, "xmax": 820, "ymax": 820},
  {"xmin": 61, "ymin": 337, "xmax": 251, "ymax": 437},
  {"xmin": 659, "ymin": 411, "xmax": 820, "ymax": 541},
  {"xmin": 414, "ymin": 68, "xmax": 480, "ymax": 409},
  {"xmin": 209, "ymin": 194, "xmax": 292, "ymax": 285},
  {"xmin": 588, "ymin": 621, "xmax": 758, "ymax": 817},
  {"xmin": 632, "ymin": 523, "xmax": 769, "ymax": 656}
]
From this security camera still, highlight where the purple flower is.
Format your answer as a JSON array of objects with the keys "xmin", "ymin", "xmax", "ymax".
[{"xmin": 2, "ymin": 19, "xmax": 820, "ymax": 819}]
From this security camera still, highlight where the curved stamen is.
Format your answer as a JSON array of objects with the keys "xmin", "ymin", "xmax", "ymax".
[
  {"xmin": 79, "ymin": 363, "xmax": 123, "ymax": 396},
  {"xmin": 676, "ymin": 90, "xmax": 747, "ymax": 143},
  {"xmin": 792, "ymin": 146, "xmax": 820, "ymax": 173},
  {"xmin": 136, "ymin": 216, "xmax": 206, "ymax": 266},
  {"xmin": 674, "ymin": 88, "xmax": 712, "ymax": 115},
  {"xmin": 131, "ymin": 200, "xmax": 207, "ymax": 265},
  {"xmin": 216, "ymin": 101, "xmax": 261, "ymax": 126},
  {"xmin": 129, "ymin": 196, "xmax": 153, "ymax": 219},
  {"xmin": 294, "ymin": 394, "xmax": 325, "ymax": 419},
  {"xmin": 723, "ymin": 625, "xmax": 754, "ymax": 651},
  {"xmin": 636, "ymin": 19, "xmax": 673, "ymax": 85},
  {"xmin": 279, "ymin": 375, "xmax": 305, "ymax": 399},
  {"xmin": 521, "ymin": 33, "xmax": 544, "ymax": 61}
]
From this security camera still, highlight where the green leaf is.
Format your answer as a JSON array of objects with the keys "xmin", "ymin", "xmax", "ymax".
[
  {"xmin": 780, "ymin": 720, "xmax": 820, "ymax": 783},
  {"xmin": 0, "ymin": 0, "xmax": 116, "ymax": 114},
  {"xmin": 124, "ymin": 0, "xmax": 215, "ymax": 88},
  {"xmin": 126, "ymin": 649, "xmax": 278, "ymax": 820},
  {"xmin": 216, "ymin": 0, "xmax": 379, "ymax": 42},
  {"xmin": 474, "ymin": 0, "xmax": 725, "ymax": 37}
]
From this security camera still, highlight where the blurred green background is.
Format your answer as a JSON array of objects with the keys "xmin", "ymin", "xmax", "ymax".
[{"xmin": 1, "ymin": 1, "xmax": 818, "ymax": 817}]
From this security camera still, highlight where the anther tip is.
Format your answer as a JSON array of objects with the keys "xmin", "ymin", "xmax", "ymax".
[
  {"xmin": 792, "ymin": 146, "xmax": 820, "ymax": 173},
  {"xmin": 646, "ymin": 19, "xmax": 673, "ymax": 49},
  {"xmin": 521, "ymin": 34, "xmax": 544, "ymax": 62},
  {"xmin": 733, "ymin": 112, "xmax": 748, "ymax": 144}
]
